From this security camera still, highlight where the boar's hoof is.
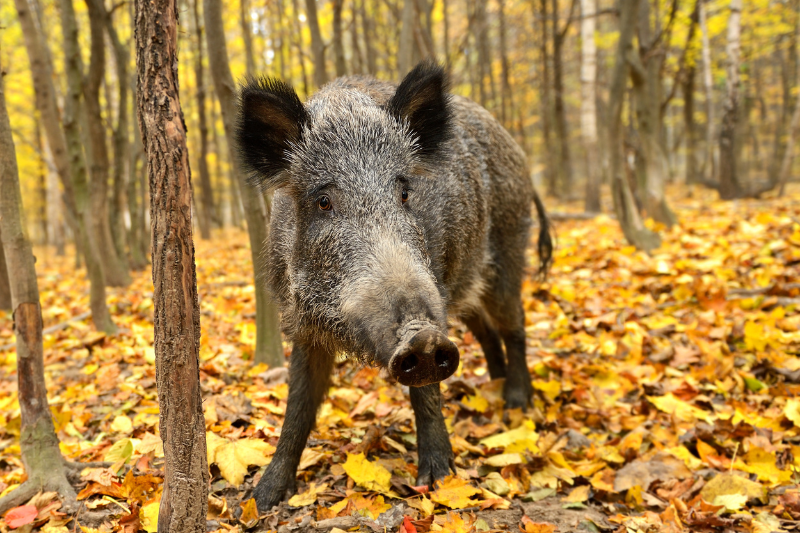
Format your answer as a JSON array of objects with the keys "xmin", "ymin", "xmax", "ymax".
[
  {"xmin": 416, "ymin": 452, "xmax": 456, "ymax": 489},
  {"xmin": 253, "ymin": 475, "xmax": 296, "ymax": 513},
  {"xmin": 503, "ymin": 381, "xmax": 533, "ymax": 412},
  {"xmin": 389, "ymin": 329, "xmax": 459, "ymax": 387}
]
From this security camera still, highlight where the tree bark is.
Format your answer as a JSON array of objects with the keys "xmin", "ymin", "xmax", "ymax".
[
  {"xmin": 291, "ymin": 0, "xmax": 311, "ymax": 95},
  {"xmin": 105, "ymin": 5, "xmax": 132, "ymax": 274},
  {"xmin": 191, "ymin": 0, "xmax": 215, "ymax": 239},
  {"xmin": 360, "ymin": 0, "xmax": 377, "ymax": 74},
  {"xmin": 0, "ymin": 232, "xmax": 10, "ymax": 311},
  {"xmin": 134, "ymin": 0, "xmax": 209, "ymax": 529},
  {"xmin": 498, "ymin": 0, "xmax": 514, "ymax": 128},
  {"xmin": 628, "ymin": 0, "xmax": 676, "ymax": 227},
  {"xmin": 580, "ymin": 0, "xmax": 600, "ymax": 212},
  {"xmin": 536, "ymin": 0, "xmax": 557, "ymax": 196},
  {"xmin": 0, "ymin": 61, "xmax": 77, "ymax": 516},
  {"xmin": 778, "ymin": 81, "xmax": 800, "ymax": 196},
  {"xmin": 398, "ymin": 0, "xmax": 415, "ymax": 75},
  {"xmin": 205, "ymin": 0, "xmax": 285, "ymax": 367},
  {"xmin": 240, "ymin": 0, "xmax": 257, "ymax": 76},
  {"xmin": 683, "ymin": 65, "xmax": 699, "ymax": 185},
  {"xmin": 552, "ymin": 0, "xmax": 574, "ymax": 198},
  {"xmin": 332, "ymin": 0, "xmax": 347, "ymax": 77},
  {"xmin": 718, "ymin": 0, "xmax": 743, "ymax": 199},
  {"xmin": 608, "ymin": 0, "xmax": 660, "ymax": 251},
  {"xmin": 84, "ymin": 0, "xmax": 130, "ymax": 287},
  {"xmin": 699, "ymin": 0, "xmax": 715, "ymax": 181},
  {"xmin": 305, "ymin": 0, "xmax": 328, "ymax": 87}
]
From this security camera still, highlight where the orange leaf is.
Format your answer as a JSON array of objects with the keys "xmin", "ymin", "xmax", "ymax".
[{"xmin": 4, "ymin": 505, "xmax": 38, "ymax": 529}]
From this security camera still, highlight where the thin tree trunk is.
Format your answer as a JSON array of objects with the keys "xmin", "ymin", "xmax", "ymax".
[
  {"xmin": 683, "ymin": 66, "xmax": 698, "ymax": 185},
  {"xmin": 0, "ymin": 59, "xmax": 78, "ymax": 516},
  {"xmin": 608, "ymin": 0, "xmax": 660, "ymax": 251},
  {"xmin": 536, "ymin": 0, "xmax": 557, "ymax": 196},
  {"xmin": 581, "ymin": 0, "xmax": 600, "ymax": 212},
  {"xmin": 699, "ymin": 0, "xmax": 715, "ymax": 181},
  {"xmin": 0, "ymin": 232, "xmax": 10, "ymax": 311},
  {"xmin": 135, "ymin": 0, "xmax": 209, "ymax": 529},
  {"xmin": 105, "ymin": 7, "xmax": 132, "ymax": 273},
  {"xmin": 718, "ymin": 0, "xmax": 743, "ymax": 199},
  {"xmin": 192, "ymin": 0, "xmax": 215, "ymax": 239},
  {"xmin": 291, "ymin": 0, "xmax": 311, "ymax": 95},
  {"xmin": 552, "ymin": 0, "xmax": 573, "ymax": 197},
  {"xmin": 276, "ymin": 0, "xmax": 288, "ymax": 79},
  {"xmin": 442, "ymin": 0, "xmax": 449, "ymax": 63},
  {"xmin": 240, "ymin": 0, "xmax": 257, "ymax": 76},
  {"xmin": 349, "ymin": 0, "xmax": 364, "ymax": 74},
  {"xmin": 84, "ymin": 0, "xmax": 130, "ymax": 287},
  {"xmin": 205, "ymin": 0, "xmax": 285, "ymax": 367},
  {"xmin": 498, "ymin": 0, "xmax": 513, "ymax": 128},
  {"xmin": 398, "ymin": 0, "xmax": 415, "ymax": 75},
  {"xmin": 332, "ymin": 0, "xmax": 347, "ymax": 77},
  {"xmin": 777, "ymin": 84, "xmax": 800, "ymax": 196},
  {"xmin": 361, "ymin": 0, "xmax": 377, "ymax": 74},
  {"xmin": 305, "ymin": 0, "xmax": 328, "ymax": 87},
  {"xmin": 45, "ymin": 149, "xmax": 65, "ymax": 256}
]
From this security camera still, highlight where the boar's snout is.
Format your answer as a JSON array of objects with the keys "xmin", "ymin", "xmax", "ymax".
[{"xmin": 389, "ymin": 328, "xmax": 459, "ymax": 387}]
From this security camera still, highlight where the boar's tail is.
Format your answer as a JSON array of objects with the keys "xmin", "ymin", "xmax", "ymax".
[{"xmin": 532, "ymin": 189, "xmax": 554, "ymax": 279}]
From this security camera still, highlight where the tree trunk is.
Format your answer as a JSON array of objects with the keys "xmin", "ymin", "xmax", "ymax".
[
  {"xmin": 778, "ymin": 80, "xmax": 800, "ymax": 196},
  {"xmin": 361, "ymin": 0, "xmax": 377, "ymax": 74},
  {"xmin": 134, "ymin": 0, "xmax": 209, "ymax": 529},
  {"xmin": 349, "ymin": 0, "xmax": 364, "ymax": 74},
  {"xmin": 332, "ymin": 0, "xmax": 347, "ymax": 77},
  {"xmin": 398, "ymin": 0, "xmax": 415, "ymax": 75},
  {"xmin": 683, "ymin": 66, "xmax": 698, "ymax": 185},
  {"xmin": 552, "ymin": 0, "xmax": 573, "ymax": 198},
  {"xmin": 628, "ymin": 0, "xmax": 676, "ymax": 227},
  {"xmin": 305, "ymin": 0, "xmax": 328, "ymax": 87},
  {"xmin": 699, "ymin": 0, "xmax": 715, "ymax": 181},
  {"xmin": 84, "ymin": 0, "xmax": 130, "ymax": 287},
  {"xmin": 0, "ymin": 232, "xmax": 10, "ymax": 311},
  {"xmin": 105, "ymin": 7, "xmax": 132, "ymax": 274},
  {"xmin": 240, "ymin": 0, "xmax": 257, "ymax": 76},
  {"xmin": 442, "ymin": 0, "xmax": 449, "ymax": 63},
  {"xmin": 0, "ymin": 60, "xmax": 78, "ymax": 516},
  {"xmin": 581, "ymin": 0, "xmax": 600, "ymax": 212},
  {"xmin": 608, "ymin": 0, "xmax": 660, "ymax": 251},
  {"xmin": 718, "ymin": 0, "xmax": 743, "ymax": 199},
  {"xmin": 205, "ymin": 0, "xmax": 285, "ymax": 367},
  {"xmin": 536, "ymin": 0, "xmax": 557, "ymax": 196},
  {"xmin": 191, "ymin": 0, "xmax": 215, "ymax": 239},
  {"xmin": 498, "ymin": 0, "xmax": 514, "ymax": 128},
  {"xmin": 291, "ymin": 0, "xmax": 311, "ymax": 95}
]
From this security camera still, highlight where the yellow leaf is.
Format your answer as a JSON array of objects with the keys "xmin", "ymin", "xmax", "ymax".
[
  {"xmin": 287, "ymin": 482, "xmax": 328, "ymax": 507},
  {"xmin": 408, "ymin": 495, "xmax": 435, "ymax": 516},
  {"xmin": 713, "ymin": 493, "xmax": 748, "ymax": 511},
  {"xmin": 429, "ymin": 476, "xmax": 481, "ymax": 509},
  {"xmin": 239, "ymin": 498, "xmax": 260, "ymax": 523},
  {"xmin": 110, "ymin": 415, "xmax": 133, "ymax": 434},
  {"xmin": 533, "ymin": 380, "xmax": 561, "ymax": 403},
  {"xmin": 666, "ymin": 446, "xmax": 703, "ymax": 470},
  {"xmin": 479, "ymin": 420, "xmax": 538, "ymax": 450},
  {"xmin": 463, "ymin": 394, "xmax": 489, "ymax": 413},
  {"xmin": 215, "ymin": 439, "xmax": 274, "ymax": 486},
  {"xmin": 734, "ymin": 447, "xmax": 792, "ymax": 486},
  {"xmin": 104, "ymin": 439, "xmax": 134, "ymax": 463},
  {"xmin": 700, "ymin": 473, "xmax": 767, "ymax": 505},
  {"xmin": 341, "ymin": 452, "xmax": 391, "ymax": 493},
  {"xmin": 439, "ymin": 511, "xmax": 471, "ymax": 532},
  {"xmin": 785, "ymin": 399, "xmax": 800, "ymax": 427},
  {"xmin": 140, "ymin": 501, "xmax": 159, "ymax": 533},
  {"xmin": 206, "ymin": 431, "xmax": 227, "ymax": 466},
  {"xmin": 484, "ymin": 453, "xmax": 523, "ymax": 467},
  {"xmin": 648, "ymin": 394, "xmax": 713, "ymax": 423},
  {"xmin": 562, "ymin": 484, "xmax": 590, "ymax": 503}
]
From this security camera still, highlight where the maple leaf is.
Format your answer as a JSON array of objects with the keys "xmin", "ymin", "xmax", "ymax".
[
  {"xmin": 341, "ymin": 452, "xmax": 391, "ymax": 493},
  {"xmin": 287, "ymin": 482, "xmax": 328, "ymax": 507},
  {"xmin": 429, "ymin": 476, "xmax": 481, "ymax": 509},
  {"xmin": 213, "ymin": 438, "xmax": 274, "ymax": 485}
]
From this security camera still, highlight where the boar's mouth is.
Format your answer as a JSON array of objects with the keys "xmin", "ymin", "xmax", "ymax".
[{"xmin": 388, "ymin": 321, "xmax": 459, "ymax": 387}]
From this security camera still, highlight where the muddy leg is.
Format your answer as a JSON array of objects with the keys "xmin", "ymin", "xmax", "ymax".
[
  {"xmin": 463, "ymin": 310, "xmax": 506, "ymax": 380},
  {"xmin": 410, "ymin": 384, "xmax": 454, "ymax": 487},
  {"xmin": 253, "ymin": 343, "xmax": 333, "ymax": 512},
  {"xmin": 499, "ymin": 301, "xmax": 532, "ymax": 410}
]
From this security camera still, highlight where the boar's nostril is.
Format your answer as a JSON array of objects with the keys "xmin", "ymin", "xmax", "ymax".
[
  {"xmin": 435, "ymin": 349, "xmax": 450, "ymax": 369},
  {"xmin": 400, "ymin": 353, "xmax": 419, "ymax": 373}
]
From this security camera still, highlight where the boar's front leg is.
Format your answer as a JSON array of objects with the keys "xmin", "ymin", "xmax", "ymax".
[
  {"xmin": 410, "ymin": 384, "xmax": 455, "ymax": 487},
  {"xmin": 253, "ymin": 343, "xmax": 333, "ymax": 512}
]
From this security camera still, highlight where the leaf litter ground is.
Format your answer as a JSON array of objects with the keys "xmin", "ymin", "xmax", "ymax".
[{"xmin": 1, "ymin": 188, "xmax": 800, "ymax": 533}]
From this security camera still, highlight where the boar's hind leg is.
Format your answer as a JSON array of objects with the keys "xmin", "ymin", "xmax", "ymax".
[
  {"xmin": 410, "ymin": 384, "xmax": 455, "ymax": 487},
  {"xmin": 497, "ymin": 300, "xmax": 533, "ymax": 410},
  {"xmin": 253, "ymin": 343, "xmax": 333, "ymax": 512},
  {"xmin": 462, "ymin": 310, "xmax": 506, "ymax": 379}
]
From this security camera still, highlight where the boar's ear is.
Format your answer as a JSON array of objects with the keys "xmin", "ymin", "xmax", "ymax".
[
  {"xmin": 387, "ymin": 60, "xmax": 451, "ymax": 160},
  {"xmin": 236, "ymin": 77, "xmax": 308, "ymax": 190}
]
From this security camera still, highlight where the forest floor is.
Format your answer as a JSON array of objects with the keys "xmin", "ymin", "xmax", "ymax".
[{"xmin": 1, "ymin": 186, "xmax": 800, "ymax": 533}]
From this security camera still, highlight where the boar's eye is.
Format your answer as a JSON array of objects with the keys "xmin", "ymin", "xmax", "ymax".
[
  {"xmin": 401, "ymin": 189, "xmax": 409, "ymax": 203},
  {"xmin": 317, "ymin": 195, "xmax": 332, "ymax": 211}
]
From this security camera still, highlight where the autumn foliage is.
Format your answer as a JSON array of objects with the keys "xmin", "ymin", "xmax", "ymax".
[{"xmin": 1, "ymin": 187, "xmax": 800, "ymax": 532}]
